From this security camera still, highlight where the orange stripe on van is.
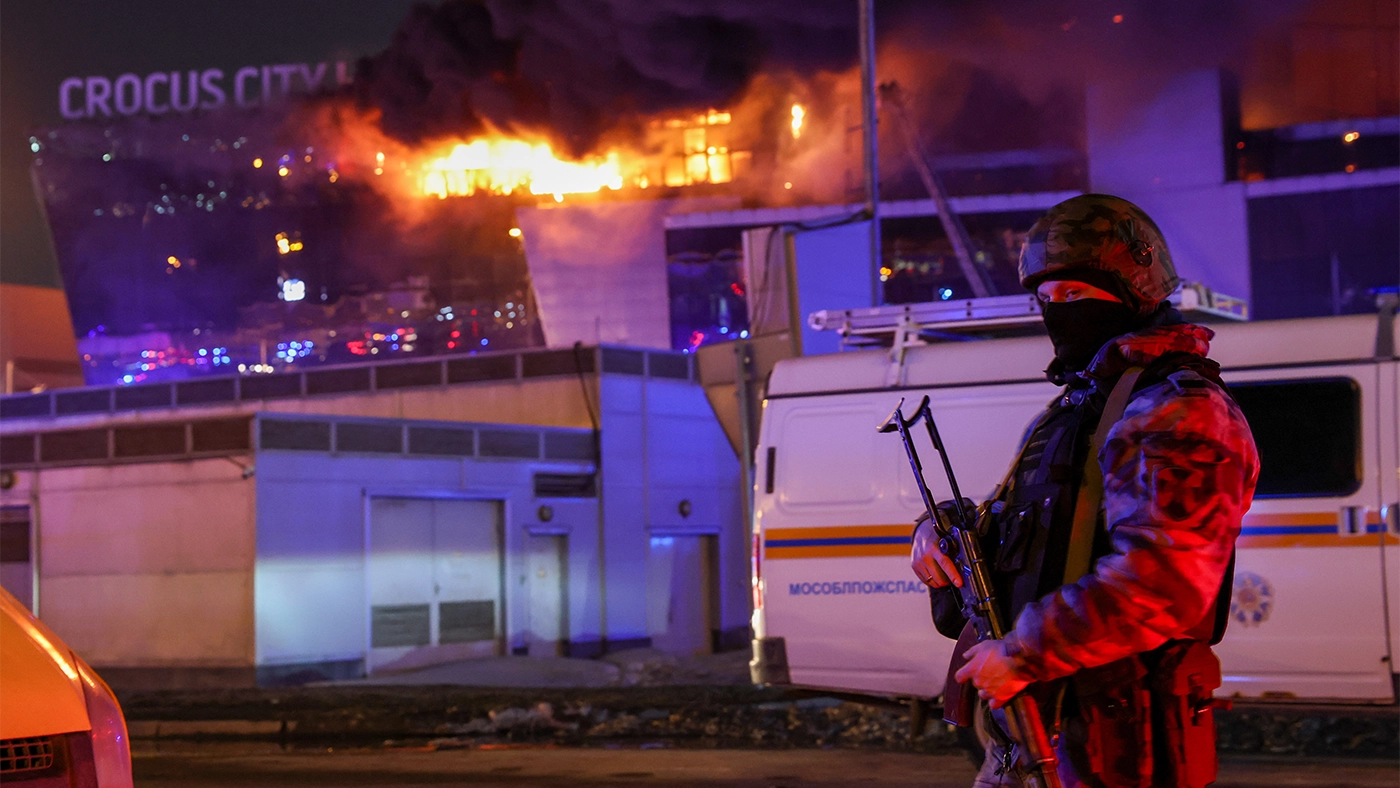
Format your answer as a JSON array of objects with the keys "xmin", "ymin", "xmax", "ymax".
[
  {"xmin": 763, "ymin": 514, "xmax": 1397, "ymax": 558},
  {"xmin": 1238, "ymin": 511, "xmax": 1395, "ymax": 548},
  {"xmin": 764, "ymin": 525, "xmax": 912, "ymax": 560},
  {"xmin": 1240, "ymin": 512, "xmax": 1337, "ymax": 527}
]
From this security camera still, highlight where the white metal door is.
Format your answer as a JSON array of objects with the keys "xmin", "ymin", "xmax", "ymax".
[
  {"xmin": 648, "ymin": 534, "xmax": 717, "ymax": 656},
  {"xmin": 432, "ymin": 499, "xmax": 504, "ymax": 655},
  {"xmin": 1218, "ymin": 365, "xmax": 1393, "ymax": 700},
  {"xmin": 0, "ymin": 505, "xmax": 33, "ymax": 610},
  {"xmin": 368, "ymin": 498, "xmax": 434, "ymax": 671},
  {"xmin": 757, "ymin": 384, "xmax": 1050, "ymax": 698},
  {"xmin": 367, "ymin": 498, "xmax": 502, "ymax": 672},
  {"xmin": 525, "ymin": 533, "xmax": 567, "ymax": 657},
  {"xmin": 1381, "ymin": 359, "xmax": 1399, "ymax": 690}
]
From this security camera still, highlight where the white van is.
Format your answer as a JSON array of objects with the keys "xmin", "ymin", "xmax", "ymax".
[
  {"xmin": 749, "ymin": 303, "xmax": 1398, "ymax": 706},
  {"xmin": 0, "ymin": 586, "xmax": 133, "ymax": 786}
]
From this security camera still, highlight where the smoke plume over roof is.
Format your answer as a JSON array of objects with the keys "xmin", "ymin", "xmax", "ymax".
[
  {"xmin": 356, "ymin": 0, "xmax": 859, "ymax": 152},
  {"xmin": 352, "ymin": 0, "xmax": 1301, "ymax": 153}
]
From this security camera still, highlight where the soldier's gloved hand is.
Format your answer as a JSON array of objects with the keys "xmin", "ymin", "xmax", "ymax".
[
  {"xmin": 954, "ymin": 639, "xmax": 1030, "ymax": 709},
  {"xmin": 910, "ymin": 499, "xmax": 974, "ymax": 589}
]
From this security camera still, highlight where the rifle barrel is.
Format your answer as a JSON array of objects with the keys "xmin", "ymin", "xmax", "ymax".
[{"xmin": 880, "ymin": 396, "xmax": 1062, "ymax": 788}]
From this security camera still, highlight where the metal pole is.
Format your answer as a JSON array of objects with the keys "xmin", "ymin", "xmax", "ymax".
[
  {"xmin": 734, "ymin": 340, "xmax": 756, "ymax": 547},
  {"xmin": 858, "ymin": 0, "xmax": 881, "ymax": 307},
  {"xmin": 783, "ymin": 230, "xmax": 804, "ymax": 356},
  {"xmin": 883, "ymin": 82, "xmax": 993, "ymax": 298}
]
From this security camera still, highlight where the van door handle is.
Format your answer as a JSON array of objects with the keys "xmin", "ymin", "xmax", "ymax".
[
  {"xmin": 1384, "ymin": 504, "xmax": 1400, "ymax": 535},
  {"xmin": 1338, "ymin": 506, "xmax": 1369, "ymax": 535}
]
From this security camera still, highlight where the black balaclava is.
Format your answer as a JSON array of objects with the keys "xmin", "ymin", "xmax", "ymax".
[
  {"xmin": 1042, "ymin": 300, "xmax": 1138, "ymax": 371},
  {"xmin": 1038, "ymin": 270, "xmax": 1139, "ymax": 373}
]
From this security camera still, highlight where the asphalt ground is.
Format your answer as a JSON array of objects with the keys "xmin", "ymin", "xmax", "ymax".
[
  {"xmin": 132, "ymin": 744, "xmax": 1400, "ymax": 788},
  {"xmin": 117, "ymin": 684, "xmax": 1400, "ymax": 760}
]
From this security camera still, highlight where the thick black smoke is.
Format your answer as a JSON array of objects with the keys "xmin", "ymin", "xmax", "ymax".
[
  {"xmin": 895, "ymin": 0, "xmax": 1303, "ymax": 96},
  {"xmin": 356, "ymin": 0, "xmax": 859, "ymax": 152},
  {"xmin": 353, "ymin": 0, "xmax": 1302, "ymax": 153}
]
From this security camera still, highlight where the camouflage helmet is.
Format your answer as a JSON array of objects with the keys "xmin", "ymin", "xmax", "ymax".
[{"xmin": 1018, "ymin": 194, "xmax": 1178, "ymax": 313}]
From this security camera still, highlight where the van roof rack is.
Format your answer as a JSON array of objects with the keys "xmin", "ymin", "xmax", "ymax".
[{"xmin": 810, "ymin": 281, "xmax": 1247, "ymax": 348}]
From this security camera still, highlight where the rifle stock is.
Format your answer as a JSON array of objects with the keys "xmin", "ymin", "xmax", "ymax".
[{"xmin": 880, "ymin": 396, "xmax": 1062, "ymax": 788}]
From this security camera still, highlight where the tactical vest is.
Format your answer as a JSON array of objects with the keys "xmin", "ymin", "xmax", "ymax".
[
  {"xmin": 930, "ymin": 351, "xmax": 1235, "ymax": 643},
  {"xmin": 934, "ymin": 351, "xmax": 1239, "ymax": 788}
]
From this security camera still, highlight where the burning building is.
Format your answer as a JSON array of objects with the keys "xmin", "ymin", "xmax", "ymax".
[
  {"xmin": 5, "ymin": 0, "xmax": 1075, "ymax": 387},
  {"xmin": 19, "ymin": 0, "xmax": 1400, "ymax": 385},
  {"xmin": 2, "ymin": 0, "xmax": 1396, "ymax": 690}
]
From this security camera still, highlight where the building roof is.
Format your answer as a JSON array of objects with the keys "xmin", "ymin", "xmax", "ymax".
[
  {"xmin": 0, "ymin": 411, "xmax": 596, "ymax": 474},
  {"xmin": 0, "ymin": 344, "xmax": 693, "ymax": 428}
]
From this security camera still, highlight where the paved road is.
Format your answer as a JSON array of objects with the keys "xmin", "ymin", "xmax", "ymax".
[{"xmin": 133, "ymin": 745, "xmax": 1399, "ymax": 787}]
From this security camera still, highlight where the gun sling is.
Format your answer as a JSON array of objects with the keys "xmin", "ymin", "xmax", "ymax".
[{"xmin": 1062, "ymin": 366, "xmax": 1143, "ymax": 586}]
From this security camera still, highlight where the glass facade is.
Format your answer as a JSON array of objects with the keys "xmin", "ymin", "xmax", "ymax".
[
  {"xmin": 1247, "ymin": 185, "xmax": 1400, "ymax": 320},
  {"xmin": 32, "ymin": 119, "xmax": 543, "ymax": 387}
]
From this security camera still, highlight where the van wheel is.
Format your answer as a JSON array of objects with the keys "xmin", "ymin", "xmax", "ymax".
[{"xmin": 955, "ymin": 696, "xmax": 991, "ymax": 768}]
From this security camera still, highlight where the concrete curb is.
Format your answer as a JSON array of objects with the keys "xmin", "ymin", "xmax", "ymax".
[
  {"xmin": 128, "ymin": 720, "xmax": 294, "ymax": 739},
  {"xmin": 117, "ymin": 686, "xmax": 1399, "ymax": 758}
]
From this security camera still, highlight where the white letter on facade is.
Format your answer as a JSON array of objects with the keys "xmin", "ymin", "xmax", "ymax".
[
  {"xmin": 59, "ymin": 78, "xmax": 85, "ymax": 119},
  {"xmin": 199, "ymin": 69, "xmax": 225, "ymax": 110},
  {"xmin": 144, "ymin": 72, "xmax": 169, "ymax": 114},
  {"xmin": 234, "ymin": 67, "xmax": 259, "ymax": 107},
  {"xmin": 85, "ymin": 76, "xmax": 112, "ymax": 117},
  {"xmin": 297, "ymin": 62, "xmax": 328, "ymax": 91},
  {"xmin": 272, "ymin": 64, "xmax": 297, "ymax": 97},
  {"xmin": 113, "ymin": 73, "xmax": 142, "ymax": 115},
  {"xmin": 170, "ymin": 71, "xmax": 198, "ymax": 112}
]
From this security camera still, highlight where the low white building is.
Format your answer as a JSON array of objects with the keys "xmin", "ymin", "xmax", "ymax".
[{"xmin": 0, "ymin": 345, "xmax": 745, "ymax": 689}]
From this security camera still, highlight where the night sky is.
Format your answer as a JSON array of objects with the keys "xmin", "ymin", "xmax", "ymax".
[{"xmin": 0, "ymin": 0, "xmax": 422, "ymax": 288}]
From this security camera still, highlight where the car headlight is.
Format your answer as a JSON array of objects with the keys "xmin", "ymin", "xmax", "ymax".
[{"xmin": 75, "ymin": 657, "xmax": 133, "ymax": 788}]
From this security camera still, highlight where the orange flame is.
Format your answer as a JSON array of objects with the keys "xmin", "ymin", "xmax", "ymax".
[{"xmin": 420, "ymin": 139, "xmax": 625, "ymax": 201}]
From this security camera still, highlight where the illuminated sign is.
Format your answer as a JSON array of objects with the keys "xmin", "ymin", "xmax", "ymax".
[{"xmin": 58, "ymin": 62, "xmax": 353, "ymax": 120}]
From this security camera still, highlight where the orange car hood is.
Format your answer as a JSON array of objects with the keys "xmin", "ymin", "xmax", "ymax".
[{"xmin": 0, "ymin": 588, "xmax": 89, "ymax": 739}]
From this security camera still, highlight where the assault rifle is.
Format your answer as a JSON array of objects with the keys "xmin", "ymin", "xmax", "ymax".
[{"xmin": 879, "ymin": 395, "xmax": 1062, "ymax": 788}]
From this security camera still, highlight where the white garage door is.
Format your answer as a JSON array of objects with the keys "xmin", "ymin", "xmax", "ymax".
[{"xmin": 367, "ymin": 497, "xmax": 503, "ymax": 672}]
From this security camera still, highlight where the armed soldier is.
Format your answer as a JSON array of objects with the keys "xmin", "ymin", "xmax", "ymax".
[{"xmin": 910, "ymin": 194, "xmax": 1259, "ymax": 787}]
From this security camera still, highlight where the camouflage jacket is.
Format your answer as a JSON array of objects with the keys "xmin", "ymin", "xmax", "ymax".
[{"xmin": 1001, "ymin": 322, "xmax": 1260, "ymax": 683}]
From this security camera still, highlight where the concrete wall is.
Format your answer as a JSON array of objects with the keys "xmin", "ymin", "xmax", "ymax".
[
  {"xmin": 0, "ymin": 376, "xmax": 598, "ymax": 436},
  {"xmin": 0, "ymin": 459, "xmax": 255, "ymax": 679},
  {"xmin": 256, "ymin": 377, "xmax": 598, "ymax": 429},
  {"xmin": 516, "ymin": 197, "xmax": 740, "ymax": 350},
  {"xmin": 790, "ymin": 220, "xmax": 878, "ymax": 357},
  {"xmin": 1087, "ymin": 69, "xmax": 1253, "ymax": 303},
  {"xmin": 644, "ymin": 378, "xmax": 747, "ymax": 647},
  {"xmin": 598, "ymin": 374, "xmax": 746, "ymax": 650},
  {"xmin": 253, "ymin": 443, "xmax": 599, "ymax": 677},
  {"xmin": 0, "ymin": 356, "xmax": 752, "ymax": 674},
  {"xmin": 148, "ymin": 377, "xmax": 596, "ymax": 431}
]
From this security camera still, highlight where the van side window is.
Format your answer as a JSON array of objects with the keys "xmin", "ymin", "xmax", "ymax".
[{"xmin": 1227, "ymin": 377, "xmax": 1361, "ymax": 498}]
